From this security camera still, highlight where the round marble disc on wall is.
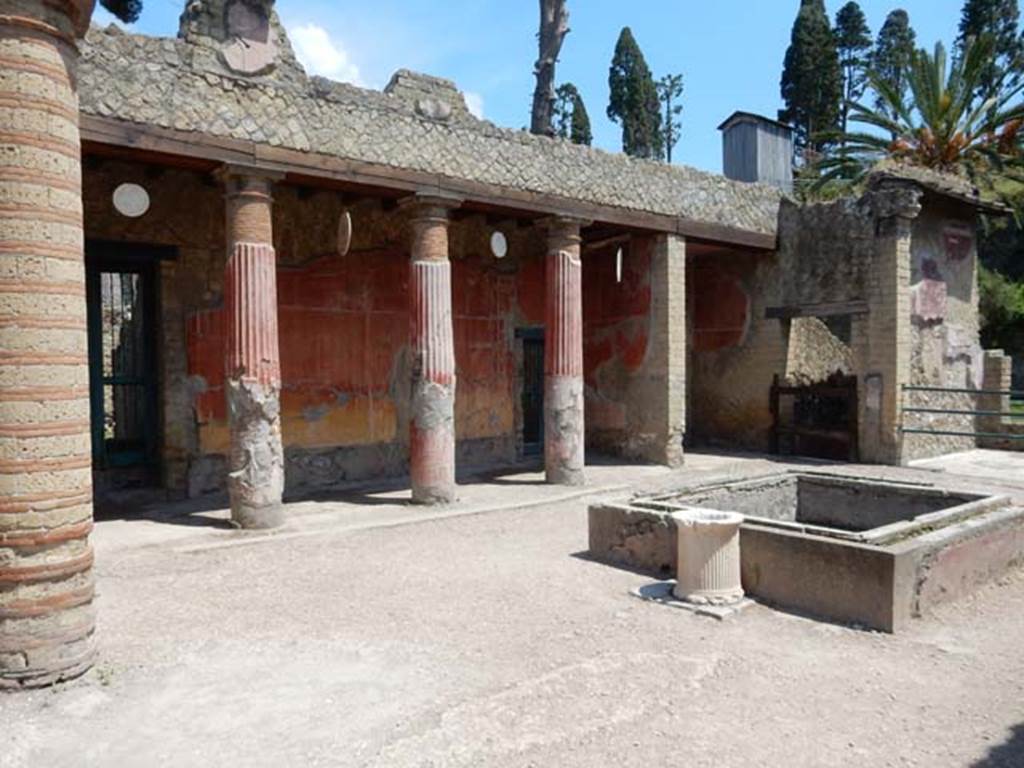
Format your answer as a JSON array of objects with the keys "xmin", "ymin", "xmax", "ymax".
[
  {"xmin": 490, "ymin": 231, "xmax": 508, "ymax": 259},
  {"xmin": 338, "ymin": 210, "xmax": 353, "ymax": 257},
  {"xmin": 112, "ymin": 183, "xmax": 150, "ymax": 218}
]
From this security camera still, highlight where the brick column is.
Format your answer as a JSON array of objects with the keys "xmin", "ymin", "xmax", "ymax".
[
  {"xmin": 859, "ymin": 184, "xmax": 920, "ymax": 465},
  {"xmin": 404, "ymin": 194, "xmax": 460, "ymax": 504},
  {"xmin": 544, "ymin": 218, "xmax": 586, "ymax": 485},
  {"xmin": 0, "ymin": 0, "xmax": 97, "ymax": 689},
  {"xmin": 645, "ymin": 234, "xmax": 687, "ymax": 467},
  {"xmin": 222, "ymin": 169, "xmax": 285, "ymax": 529}
]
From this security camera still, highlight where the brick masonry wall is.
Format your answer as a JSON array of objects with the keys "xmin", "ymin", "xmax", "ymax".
[{"xmin": 582, "ymin": 234, "xmax": 686, "ymax": 466}]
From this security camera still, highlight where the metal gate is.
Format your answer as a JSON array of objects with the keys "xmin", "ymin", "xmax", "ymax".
[
  {"xmin": 518, "ymin": 329, "xmax": 545, "ymax": 456},
  {"xmin": 85, "ymin": 244, "xmax": 161, "ymax": 474},
  {"xmin": 770, "ymin": 372, "xmax": 859, "ymax": 461}
]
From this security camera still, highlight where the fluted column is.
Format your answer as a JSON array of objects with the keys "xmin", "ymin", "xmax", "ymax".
[
  {"xmin": 544, "ymin": 217, "xmax": 586, "ymax": 485},
  {"xmin": 404, "ymin": 194, "xmax": 460, "ymax": 504},
  {"xmin": 221, "ymin": 169, "xmax": 284, "ymax": 529},
  {"xmin": 0, "ymin": 0, "xmax": 97, "ymax": 689}
]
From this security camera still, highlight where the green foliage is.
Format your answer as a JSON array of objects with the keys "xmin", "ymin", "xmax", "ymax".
[
  {"xmin": 816, "ymin": 35, "xmax": 1024, "ymax": 193},
  {"xmin": 554, "ymin": 83, "xmax": 593, "ymax": 146},
  {"xmin": 835, "ymin": 2, "xmax": 873, "ymax": 135},
  {"xmin": 100, "ymin": 0, "xmax": 143, "ymax": 23},
  {"xmin": 778, "ymin": 0, "xmax": 842, "ymax": 152},
  {"xmin": 956, "ymin": 0, "xmax": 1023, "ymax": 102},
  {"xmin": 979, "ymin": 265, "xmax": 1024, "ymax": 349},
  {"xmin": 656, "ymin": 74, "xmax": 684, "ymax": 163},
  {"xmin": 872, "ymin": 10, "xmax": 917, "ymax": 123},
  {"xmin": 607, "ymin": 27, "xmax": 663, "ymax": 159}
]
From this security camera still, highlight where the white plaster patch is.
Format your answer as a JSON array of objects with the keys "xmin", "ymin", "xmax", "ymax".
[{"xmin": 912, "ymin": 278, "xmax": 948, "ymax": 322}]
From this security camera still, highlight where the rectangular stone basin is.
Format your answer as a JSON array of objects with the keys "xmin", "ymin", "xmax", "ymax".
[
  {"xmin": 639, "ymin": 473, "xmax": 1007, "ymax": 545},
  {"xmin": 588, "ymin": 471, "xmax": 1024, "ymax": 632}
]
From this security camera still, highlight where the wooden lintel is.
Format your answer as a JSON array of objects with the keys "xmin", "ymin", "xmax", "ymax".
[
  {"xmin": 765, "ymin": 300, "xmax": 870, "ymax": 320},
  {"xmin": 79, "ymin": 114, "xmax": 778, "ymax": 249}
]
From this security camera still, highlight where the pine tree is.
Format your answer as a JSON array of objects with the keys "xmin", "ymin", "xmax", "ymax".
[
  {"xmin": 657, "ymin": 74, "xmax": 684, "ymax": 163},
  {"xmin": 778, "ymin": 0, "xmax": 843, "ymax": 152},
  {"xmin": 554, "ymin": 83, "xmax": 593, "ymax": 146},
  {"xmin": 834, "ymin": 2, "xmax": 872, "ymax": 137},
  {"xmin": 100, "ymin": 0, "xmax": 143, "ymax": 23},
  {"xmin": 607, "ymin": 27, "xmax": 663, "ymax": 159},
  {"xmin": 956, "ymin": 0, "xmax": 1023, "ymax": 99},
  {"xmin": 872, "ymin": 10, "xmax": 917, "ymax": 122}
]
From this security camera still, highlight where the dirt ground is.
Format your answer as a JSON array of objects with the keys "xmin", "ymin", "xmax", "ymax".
[{"xmin": 2, "ymin": 452, "xmax": 1024, "ymax": 768}]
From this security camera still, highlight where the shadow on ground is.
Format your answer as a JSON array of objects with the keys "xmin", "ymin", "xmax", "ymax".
[{"xmin": 972, "ymin": 723, "xmax": 1024, "ymax": 767}]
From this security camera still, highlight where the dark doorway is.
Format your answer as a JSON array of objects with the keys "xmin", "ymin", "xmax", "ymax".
[
  {"xmin": 85, "ymin": 242, "xmax": 170, "ymax": 489},
  {"xmin": 518, "ymin": 328, "xmax": 545, "ymax": 456}
]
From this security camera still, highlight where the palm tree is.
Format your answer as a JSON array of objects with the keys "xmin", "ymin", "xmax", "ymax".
[{"xmin": 816, "ymin": 35, "xmax": 1024, "ymax": 194}]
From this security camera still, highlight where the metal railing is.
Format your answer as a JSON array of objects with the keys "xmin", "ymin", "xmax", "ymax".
[{"xmin": 901, "ymin": 384, "xmax": 1024, "ymax": 441}]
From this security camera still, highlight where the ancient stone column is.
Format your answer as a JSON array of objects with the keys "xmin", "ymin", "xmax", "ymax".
[
  {"xmin": 544, "ymin": 218, "xmax": 586, "ymax": 485},
  {"xmin": 0, "ymin": 0, "xmax": 97, "ymax": 689},
  {"xmin": 404, "ymin": 194, "xmax": 460, "ymax": 504},
  {"xmin": 222, "ymin": 170, "xmax": 285, "ymax": 529},
  {"xmin": 672, "ymin": 510, "xmax": 744, "ymax": 605}
]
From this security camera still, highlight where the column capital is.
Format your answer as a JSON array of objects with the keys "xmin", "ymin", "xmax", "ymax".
[
  {"xmin": 399, "ymin": 190, "xmax": 464, "ymax": 220},
  {"xmin": 541, "ymin": 216, "xmax": 589, "ymax": 252},
  {"xmin": 215, "ymin": 165, "xmax": 284, "ymax": 198}
]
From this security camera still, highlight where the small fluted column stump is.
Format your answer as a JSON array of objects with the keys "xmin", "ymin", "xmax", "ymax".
[
  {"xmin": 405, "ymin": 195, "xmax": 460, "ymax": 504},
  {"xmin": 544, "ymin": 219, "xmax": 585, "ymax": 486},
  {"xmin": 672, "ymin": 510, "xmax": 745, "ymax": 605},
  {"xmin": 222, "ymin": 171, "xmax": 284, "ymax": 529},
  {"xmin": 0, "ymin": 0, "xmax": 97, "ymax": 689}
]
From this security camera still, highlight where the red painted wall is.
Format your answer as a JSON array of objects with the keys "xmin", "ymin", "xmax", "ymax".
[
  {"xmin": 187, "ymin": 249, "xmax": 525, "ymax": 456},
  {"xmin": 583, "ymin": 239, "xmax": 653, "ymax": 435}
]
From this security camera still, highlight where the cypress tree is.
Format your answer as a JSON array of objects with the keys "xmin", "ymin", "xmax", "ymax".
[
  {"xmin": 607, "ymin": 27, "xmax": 663, "ymax": 159},
  {"xmin": 100, "ymin": 0, "xmax": 143, "ymax": 23},
  {"xmin": 956, "ymin": 0, "xmax": 1024, "ymax": 98},
  {"xmin": 778, "ymin": 0, "xmax": 843, "ymax": 152},
  {"xmin": 554, "ymin": 83, "xmax": 593, "ymax": 146},
  {"xmin": 834, "ymin": 2, "xmax": 872, "ymax": 136},
  {"xmin": 872, "ymin": 10, "xmax": 917, "ymax": 120}
]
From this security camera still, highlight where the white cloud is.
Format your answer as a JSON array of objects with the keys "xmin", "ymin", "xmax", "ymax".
[
  {"xmin": 289, "ymin": 23, "xmax": 361, "ymax": 85},
  {"xmin": 464, "ymin": 91, "xmax": 484, "ymax": 119}
]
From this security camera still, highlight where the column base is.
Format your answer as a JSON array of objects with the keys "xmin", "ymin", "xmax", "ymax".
[
  {"xmin": 227, "ymin": 380, "xmax": 285, "ymax": 530},
  {"xmin": 544, "ymin": 375, "xmax": 585, "ymax": 486},
  {"xmin": 0, "ymin": 606, "xmax": 96, "ymax": 691},
  {"xmin": 410, "ymin": 379, "xmax": 456, "ymax": 505},
  {"xmin": 230, "ymin": 501, "xmax": 285, "ymax": 530}
]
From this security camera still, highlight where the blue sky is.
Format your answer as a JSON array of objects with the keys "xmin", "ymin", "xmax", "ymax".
[{"xmin": 96, "ymin": 1, "xmax": 967, "ymax": 172}]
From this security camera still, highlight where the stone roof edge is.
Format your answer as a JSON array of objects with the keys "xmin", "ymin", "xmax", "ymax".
[{"xmin": 79, "ymin": 112, "xmax": 779, "ymax": 250}]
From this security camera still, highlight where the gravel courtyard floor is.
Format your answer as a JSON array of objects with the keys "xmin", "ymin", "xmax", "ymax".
[{"xmin": 2, "ymin": 452, "xmax": 1023, "ymax": 768}]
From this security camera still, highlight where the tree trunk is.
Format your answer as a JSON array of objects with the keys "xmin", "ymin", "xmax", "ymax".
[{"xmin": 530, "ymin": 0, "xmax": 570, "ymax": 136}]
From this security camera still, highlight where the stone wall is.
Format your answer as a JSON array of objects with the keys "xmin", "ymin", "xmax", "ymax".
[
  {"xmin": 903, "ymin": 200, "xmax": 984, "ymax": 461},
  {"xmin": 687, "ymin": 183, "xmax": 987, "ymax": 465},
  {"xmin": 687, "ymin": 251, "xmax": 787, "ymax": 451}
]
